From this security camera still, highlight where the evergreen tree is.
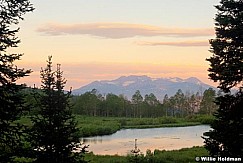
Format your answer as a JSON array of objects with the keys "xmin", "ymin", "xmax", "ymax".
[
  {"xmin": 30, "ymin": 56, "xmax": 87, "ymax": 163},
  {"xmin": 204, "ymin": 91, "xmax": 243, "ymax": 157},
  {"xmin": 0, "ymin": 0, "xmax": 34, "ymax": 162},
  {"xmin": 204, "ymin": 0, "xmax": 243, "ymax": 158},
  {"xmin": 206, "ymin": 0, "xmax": 243, "ymax": 92}
]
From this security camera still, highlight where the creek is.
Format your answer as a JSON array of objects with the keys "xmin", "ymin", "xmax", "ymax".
[{"xmin": 81, "ymin": 125, "xmax": 211, "ymax": 155}]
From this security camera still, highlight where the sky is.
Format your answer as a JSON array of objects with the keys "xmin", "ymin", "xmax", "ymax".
[{"xmin": 12, "ymin": 0, "xmax": 220, "ymax": 89}]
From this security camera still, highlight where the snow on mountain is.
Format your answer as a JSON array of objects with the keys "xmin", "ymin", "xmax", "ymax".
[
  {"xmin": 72, "ymin": 75, "xmax": 216, "ymax": 100},
  {"xmin": 185, "ymin": 77, "xmax": 203, "ymax": 84},
  {"xmin": 168, "ymin": 77, "xmax": 184, "ymax": 83},
  {"xmin": 122, "ymin": 81, "xmax": 136, "ymax": 86}
]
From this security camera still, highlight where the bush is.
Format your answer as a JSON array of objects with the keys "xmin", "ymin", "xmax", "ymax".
[
  {"xmin": 118, "ymin": 118, "xmax": 127, "ymax": 126},
  {"xmin": 159, "ymin": 117, "xmax": 177, "ymax": 124},
  {"xmin": 79, "ymin": 123, "xmax": 120, "ymax": 137},
  {"xmin": 186, "ymin": 115, "xmax": 215, "ymax": 125},
  {"xmin": 11, "ymin": 157, "xmax": 36, "ymax": 163}
]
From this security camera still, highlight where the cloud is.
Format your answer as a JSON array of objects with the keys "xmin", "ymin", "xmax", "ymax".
[
  {"xmin": 37, "ymin": 22, "xmax": 214, "ymax": 39},
  {"xmin": 136, "ymin": 40, "xmax": 209, "ymax": 47}
]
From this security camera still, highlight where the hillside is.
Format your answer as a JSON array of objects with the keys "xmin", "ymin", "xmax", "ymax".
[{"xmin": 72, "ymin": 75, "xmax": 216, "ymax": 99}]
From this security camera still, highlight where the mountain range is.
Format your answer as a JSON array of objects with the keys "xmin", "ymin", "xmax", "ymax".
[{"xmin": 72, "ymin": 75, "xmax": 216, "ymax": 100}]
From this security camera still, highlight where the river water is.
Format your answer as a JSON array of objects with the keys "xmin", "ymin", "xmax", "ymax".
[{"xmin": 81, "ymin": 125, "xmax": 211, "ymax": 155}]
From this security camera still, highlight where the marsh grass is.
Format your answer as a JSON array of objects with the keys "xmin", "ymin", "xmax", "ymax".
[{"xmin": 17, "ymin": 115, "xmax": 213, "ymax": 137}]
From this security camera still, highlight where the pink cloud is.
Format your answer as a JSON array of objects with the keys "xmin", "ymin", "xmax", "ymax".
[
  {"xmin": 136, "ymin": 40, "xmax": 209, "ymax": 47},
  {"xmin": 37, "ymin": 22, "xmax": 214, "ymax": 39}
]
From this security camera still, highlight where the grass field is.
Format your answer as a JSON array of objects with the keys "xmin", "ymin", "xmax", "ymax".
[
  {"xmin": 18, "ymin": 114, "xmax": 214, "ymax": 137},
  {"xmin": 75, "ymin": 115, "xmax": 213, "ymax": 137}
]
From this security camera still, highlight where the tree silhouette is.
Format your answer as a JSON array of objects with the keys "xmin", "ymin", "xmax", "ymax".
[
  {"xmin": 204, "ymin": 0, "xmax": 243, "ymax": 158},
  {"xmin": 206, "ymin": 0, "xmax": 243, "ymax": 93},
  {"xmin": 204, "ymin": 91, "xmax": 243, "ymax": 157},
  {"xmin": 0, "ymin": 0, "xmax": 34, "ymax": 162},
  {"xmin": 30, "ymin": 56, "xmax": 87, "ymax": 163}
]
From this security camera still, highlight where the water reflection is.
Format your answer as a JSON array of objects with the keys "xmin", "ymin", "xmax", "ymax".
[
  {"xmin": 81, "ymin": 125, "xmax": 210, "ymax": 155},
  {"xmin": 81, "ymin": 137, "xmax": 103, "ymax": 144}
]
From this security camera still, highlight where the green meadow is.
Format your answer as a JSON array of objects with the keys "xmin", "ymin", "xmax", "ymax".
[{"xmin": 18, "ymin": 114, "xmax": 213, "ymax": 137}]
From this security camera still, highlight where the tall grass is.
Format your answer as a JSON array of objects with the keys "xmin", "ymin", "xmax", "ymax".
[
  {"xmin": 17, "ymin": 115, "xmax": 214, "ymax": 137},
  {"xmin": 75, "ymin": 115, "xmax": 121, "ymax": 137}
]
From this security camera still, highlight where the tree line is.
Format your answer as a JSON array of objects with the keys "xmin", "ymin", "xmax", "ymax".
[{"xmin": 70, "ymin": 88, "xmax": 218, "ymax": 118}]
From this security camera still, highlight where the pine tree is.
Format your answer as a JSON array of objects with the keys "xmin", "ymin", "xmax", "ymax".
[
  {"xmin": 204, "ymin": 91, "xmax": 243, "ymax": 157},
  {"xmin": 30, "ymin": 56, "xmax": 87, "ymax": 163},
  {"xmin": 0, "ymin": 0, "xmax": 34, "ymax": 162},
  {"xmin": 204, "ymin": 0, "xmax": 243, "ymax": 158},
  {"xmin": 206, "ymin": 0, "xmax": 243, "ymax": 93}
]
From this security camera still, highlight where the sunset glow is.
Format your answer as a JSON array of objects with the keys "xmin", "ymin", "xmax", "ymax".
[{"xmin": 15, "ymin": 0, "xmax": 220, "ymax": 89}]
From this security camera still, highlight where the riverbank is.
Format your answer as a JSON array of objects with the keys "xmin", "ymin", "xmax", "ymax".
[
  {"xmin": 75, "ymin": 115, "xmax": 214, "ymax": 137},
  {"xmin": 84, "ymin": 146, "xmax": 208, "ymax": 163},
  {"xmin": 18, "ymin": 115, "xmax": 214, "ymax": 137}
]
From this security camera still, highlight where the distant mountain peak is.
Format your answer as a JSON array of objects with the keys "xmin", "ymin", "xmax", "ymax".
[
  {"xmin": 72, "ymin": 75, "xmax": 215, "ymax": 99},
  {"xmin": 185, "ymin": 77, "xmax": 203, "ymax": 84}
]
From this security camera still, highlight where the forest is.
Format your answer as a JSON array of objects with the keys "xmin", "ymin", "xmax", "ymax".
[
  {"xmin": 70, "ymin": 88, "xmax": 217, "ymax": 118},
  {"xmin": 23, "ymin": 87, "xmax": 218, "ymax": 118}
]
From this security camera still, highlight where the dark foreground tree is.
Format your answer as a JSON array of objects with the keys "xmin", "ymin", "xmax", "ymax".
[
  {"xmin": 204, "ymin": 91, "xmax": 243, "ymax": 157},
  {"xmin": 0, "ymin": 0, "xmax": 34, "ymax": 162},
  {"xmin": 204, "ymin": 0, "xmax": 243, "ymax": 158},
  {"xmin": 206, "ymin": 0, "xmax": 243, "ymax": 93},
  {"xmin": 30, "ymin": 56, "xmax": 88, "ymax": 163}
]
